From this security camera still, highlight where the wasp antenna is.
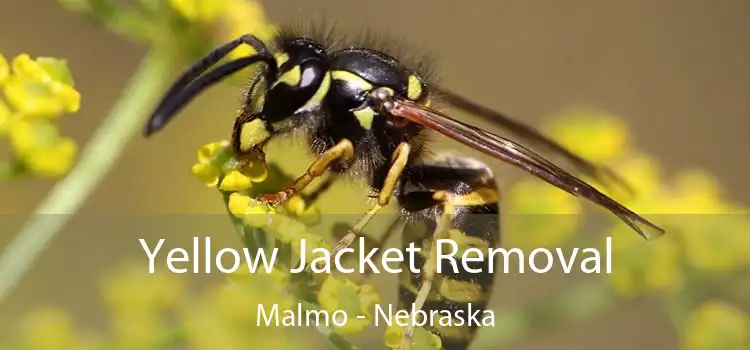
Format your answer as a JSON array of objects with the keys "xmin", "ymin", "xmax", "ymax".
[
  {"xmin": 144, "ymin": 56, "xmax": 271, "ymax": 136},
  {"xmin": 144, "ymin": 34, "xmax": 277, "ymax": 137}
]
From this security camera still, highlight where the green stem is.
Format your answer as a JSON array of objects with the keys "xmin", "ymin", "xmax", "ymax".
[
  {"xmin": 278, "ymin": 242, "xmax": 293, "ymax": 268},
  {"xmin": 0, "ymin": 49, "xmax": 174, "ymax": 304}
]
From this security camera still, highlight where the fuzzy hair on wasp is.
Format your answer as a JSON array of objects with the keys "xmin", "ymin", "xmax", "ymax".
[{"xmin": 143, "ymin": 24, "xmax": 665, "ymax": 350}]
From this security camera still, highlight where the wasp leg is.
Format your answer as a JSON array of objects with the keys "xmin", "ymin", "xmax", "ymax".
[
  {"xmin": 257, "ymin": 139, "xmax": 354, "ymax": 206},
  {"xmin": 327, "ymin": 142, "xmax": 411, "ymax": 258},
  {"xmin": 354, "ymin": 217, "xmax": 404, "ymax": 284},
  {"xmin": 399, "ymin": 194, "xmax": 455, "ymax": 350}
]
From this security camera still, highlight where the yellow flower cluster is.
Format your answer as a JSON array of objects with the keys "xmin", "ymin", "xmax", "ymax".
[
  {"xmin": 683, "ymin": 300, "xmax": 749, "ymax": 350},
  {"xmin": 191, "ymin": 140, "xmax": 319, "ymax": 219},
  {"xmin": 540, "ymin": 108, "xmax": 750, "ymax": 295},
  {"xmin": 0, "ymin": 53, "xmax": 80, "ymax": 178},
  {"xmin": 190, "ymin": 141, "xmax": 268, "ymax": 189},
  {"xmin": 185, "ymin": 268, "xmax": 301, "ymax": 350},
  {"xmin": 3, "ymin": 263, "xmax": 305, "ymax": 350},
  {"xmin": 101, "ymin": 264, "xmax": 184, "ymax": 348},
  {"xmin": 190, "ymin": 141, "xmax": 385, "ymax": 336},
  {"xmin": 189, "ymin": 140, "xmax": 324, "ymax": 253},
  {"xmin": 543, "ymin": 107, "xmax": 630, "ymax": 164},
  {"xmin": 189, "ymin": 140, "xmax": 441, "ymax": 346},
  {"xmin": 605, "ymin": 224, "xmax": 683, "ymax": 296},
  {"xmin": 318, "ymin": 276, "xmax": 381, "ymax": 334},
  {"xmin": 8, "ymin": 307, "xmax": 104, "ymax": 350}
]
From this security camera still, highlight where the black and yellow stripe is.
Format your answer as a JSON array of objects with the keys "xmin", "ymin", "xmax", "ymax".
[{"xmin": 397, "ymin": 157, "xmax": 500, "ymax": 350}]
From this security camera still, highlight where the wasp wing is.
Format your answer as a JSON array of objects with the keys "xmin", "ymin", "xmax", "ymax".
[
  {"xmin": 386, "ymin": 98, "xmax": 665, "ymax": 240},
  {"xmin": 434, "ymin": 88, "xmax": 633, "ymax": 195}
]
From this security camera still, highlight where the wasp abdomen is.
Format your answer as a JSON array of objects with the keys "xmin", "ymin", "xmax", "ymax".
[{"xmin": 397, "ymin": 156, "xmax": 500, "ymax": 350}]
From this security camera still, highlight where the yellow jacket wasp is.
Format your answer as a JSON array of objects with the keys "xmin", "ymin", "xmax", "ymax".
[{"xmin": 144, "ymin": 24, "xmax": 665, "ymax": 350}]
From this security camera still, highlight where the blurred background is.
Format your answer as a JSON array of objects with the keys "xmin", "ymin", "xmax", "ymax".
[{"xmin": 0, "ymin": 0, "xmax": 748, "ymax": 349}]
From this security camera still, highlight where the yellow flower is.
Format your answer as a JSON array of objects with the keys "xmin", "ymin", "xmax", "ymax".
[
  {"xmin": 653, "ymin": 170, "xmax": 750, "ymax": 271},
  {"xmin": 605, "ymin": 153, "xmax": 665, "ymax": 204},
  {"xmin": 111, "ymin": 310, "xmax": 165, "ymax": 349},
  {"xmin": 543, "ymin": 107, "xmax": 630, "ymax": 164},
  {"xmin": 233, "ymin": 268, "xmax": 295, "ymax": 311},
  {"xmin": 24, "ymin": 136, "xmax": 77, "ymax": 177},
  {"xmin": 268, "ymin": 216, "xmax": 308, "ymax": 243},
  {"xmin": 217, "ymin": 0, "xmax": 277, "ymax": 60},
  {"xmin": 684, "ymin": 301, "xmax": 749, "ymax": 350},
  {"xmin": 191, "ymin": 141, "xmax": 229, "ymax": 187},
  {"xmin": 283, "ymin": 195, "xmax": 307, "ymax": 216},
  {"xmin": 0, "ymin": 53, "xmax": 80, "ymax": 179},
  {"xmin": 0, "ymin": 98, "xmax": 11, "ymax": 135},
  {"xmin": 99, "ymin": 265, "xmax": 184, "ymax": 348},
  {"xmin": 7, "ymin": 118, "xmax": 78, "ymax": 177},
  {"xmin": 0, "ymin": 54, "xmax": 8, "ymax": 84},
  {"xmin": 283, "ymin": 195, "xmax": 322, "ymax": 226},
  {"xmin": 197, "ymin": 140, "xmax": 229, "ymax": 163},
  {"xmin": 505, "ymin": 179, "xmax": 582, "ymax": 249},
  {"xmin": 4, "ymin": 54, "xmax": 80, "ymax": 118},
  {"xmin": 18, "ymin": 308, "xmax": 78, "ymax": 350},
  {"xmin": 204, "ymin": 142, "xmax": 320, "ymax": 245},
  {"xmin": 182, "ymin": 302, "xmax": 248, "ymax": 350},
  {"xmin": 384, "ymin": 323, "xmax": 443, "ymax": 350},
  {"xmin": 191, "ymin": 141, "xmax": 269, "ymax": 189},
  {"xmin": 191, "ymin": 162, "xmax": 220, "ymax": 186},
  {"xmin": 665, "ymin": 170, "xmax": 732, "ymax": 214},
  {"xmin": 680, "ymin": 213, "xmax": 750, "ymax": 272},
  {"xmin": 182, "ymin": 268, "xmax": 296, "ymax": 350},
  {"xmin": 7, "ymin": 117, "xmax": 46, "ymax": 154},
  {"xmin": 169, "ymin": 0, "xmax": 225, "ymax": 22},
  {"xmin": 318, "ymin": 276, "xmax": 381, "ymax": 334},
  {"xmin": 213, "ymin": 278, "xmax": 278, "ymax": 326},
  {"xmin": 219, "ymin": 170, "xmax": 252, "ymax": 191},
  {"xmin": 100, "ymin": 264, "xmax": 184, "ymax": 315},
  {"xmin": 227, "ymin": 192, "xmax": 277, "ymax": 227},
  {"xmin": 606, "ymin": 225, "xmax": 682, "ymax": 296},
  {"xmin": 227, "ymin": 192, "xmax": 252, "ymax": 215}
]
